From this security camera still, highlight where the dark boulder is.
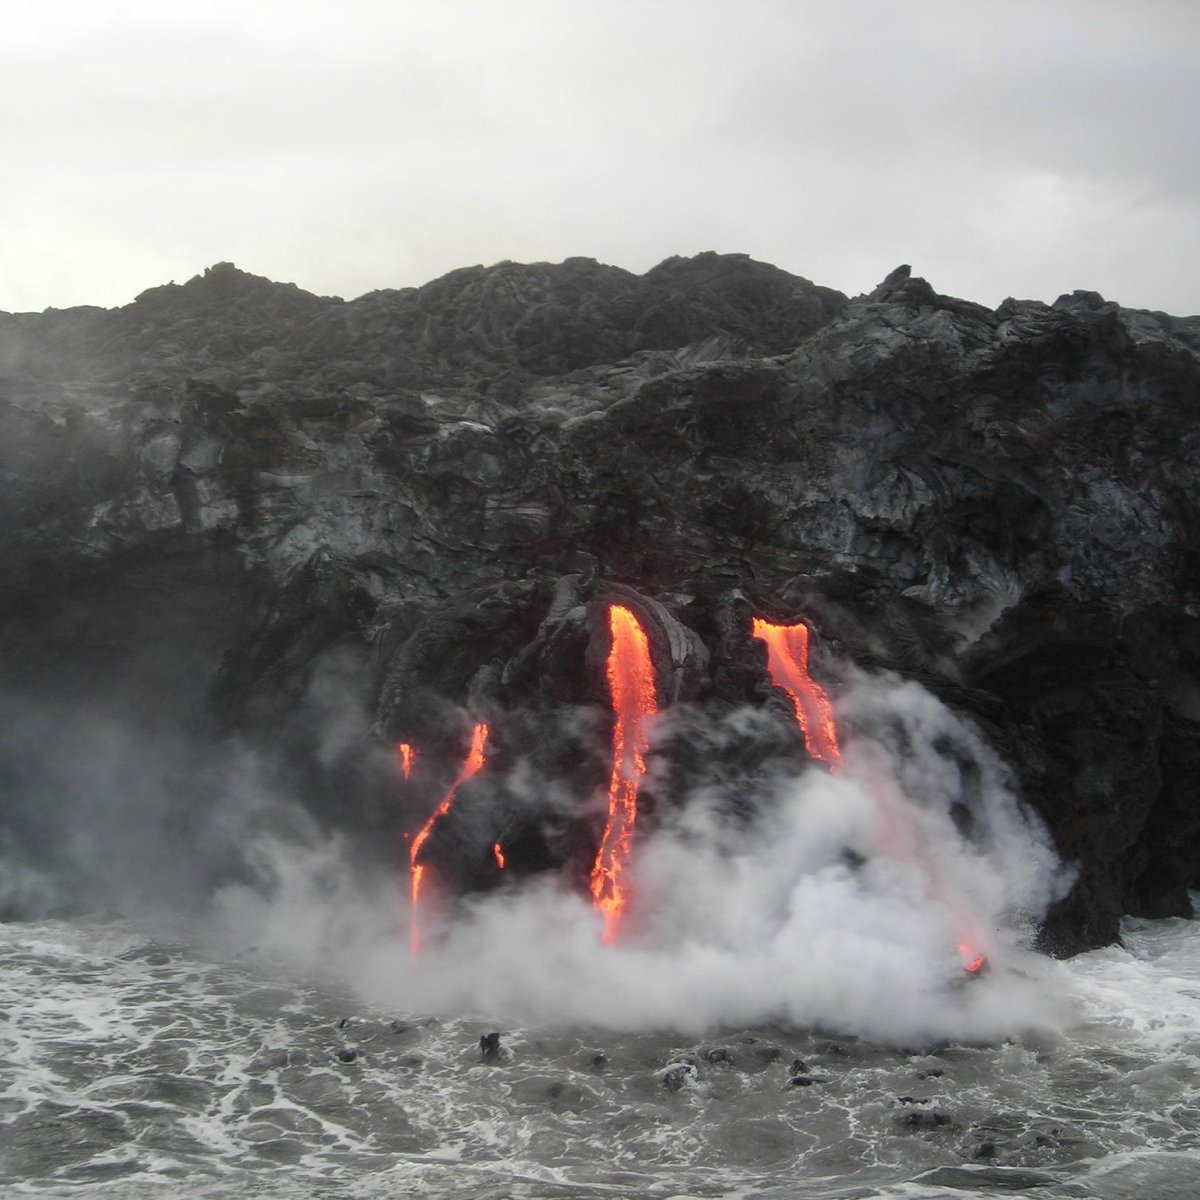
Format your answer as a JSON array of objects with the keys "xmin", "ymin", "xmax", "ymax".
[
  {"xmin": 895, "ymin": 1107, "xmax": 953, "ymax": 1130},
  {"xmin": 661, "ymin": 1063, "xmax": 695, "ymax": 1092}
]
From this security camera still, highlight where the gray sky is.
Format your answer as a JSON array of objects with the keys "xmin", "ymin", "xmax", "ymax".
[{"xmin": 3, "ymin": 0, "xmax": 1198, "ymax": 314}]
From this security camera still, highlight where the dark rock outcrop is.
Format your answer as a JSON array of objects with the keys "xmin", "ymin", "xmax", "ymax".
[
  {"xmin": 479, "ymin": 1032, "xmax": 503, "ymax": 1064},
  {"xmin": 2, "ymin": 254, "xmax": 1198, "ymax": 953}
]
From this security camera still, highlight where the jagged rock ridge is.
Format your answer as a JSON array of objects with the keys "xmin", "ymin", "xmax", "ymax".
[{"xmin": 1, "ymin": 252, "xmax": 1199, "ymax": 952}]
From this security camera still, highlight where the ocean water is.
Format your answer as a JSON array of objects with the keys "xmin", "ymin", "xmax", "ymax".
[{"xmin": 2, "ymin": 910, "xmax": 1198, "ymax": 1200}]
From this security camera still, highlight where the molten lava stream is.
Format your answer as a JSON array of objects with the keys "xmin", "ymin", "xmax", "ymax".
[
  {"xmin": 751, "ymin": 618, "xmax": 841, "ymax": 768},
  {"xmin": 408, "ymin": 723, "xmax": 488, "ymax": 956},
  {"xmin": 395, "ymin": 742, "xmax": 416, "ymax": 780},
  {"xmin": 591, "ymin": 604, "xmax": 658, "ymax": 945},
  {"xmin": 753, "ymin": 616, "xmax": 988, "ymax": 976},
  {"xmin": 957, "ymin": 941, "xmax": 988, "ymax": 976}
]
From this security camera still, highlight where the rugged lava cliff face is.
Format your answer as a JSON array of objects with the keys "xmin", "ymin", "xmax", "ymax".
[{"xmin": 1, "ymin": 253, "xmax": 1198, "ymax": 953}]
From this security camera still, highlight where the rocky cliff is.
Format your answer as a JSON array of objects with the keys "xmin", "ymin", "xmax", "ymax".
[{"xmin": 2, "ymin": 253, "xmax": 1198, "ymax": 953}]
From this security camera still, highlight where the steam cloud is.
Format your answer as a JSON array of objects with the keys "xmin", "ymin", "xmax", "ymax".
[
  {"xmin": 0, "ymin": 648, "xmax": 1072, "ymax": 1045},
  {"xmin": 202, "ymin": 671, "xmax": 1074, "ymax": 1047}
]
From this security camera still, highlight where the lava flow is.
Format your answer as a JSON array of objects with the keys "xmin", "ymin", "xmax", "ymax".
[
  {"xmin": 957, "ymin": 942, "xmax": 989, "ymax": 976},
  {"xmin": 753, "ymin": 616, "xmax": 988, "ymax": 977},
  {"xmin": 590, "ymin": 604, "xmax": 658, "ymax": 945},
  {"xmin": 751, "ymin": 618, "xmax": 841, "ymax": 767},
  {"xmin": 395, "ymin": 742, "xmax": 416, "ymax": 780},
  {"xmin": 408, "ymin": 722, "xmax": 488, "ymax": 956},
  {"xmin": 493, "ymin": 842, "xmax": 506, "ymax": 870}
]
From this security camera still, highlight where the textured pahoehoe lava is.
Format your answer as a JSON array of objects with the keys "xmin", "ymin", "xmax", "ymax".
[
  {"xmin": 590, "ymin": 604, "xmax": 658, "ymax": 944},
  {"xmin": 408, "ymin": 723, "xmax": 488, "ymax": 955},
  {"xmin": 751, "ymin": 618, "xmax": 841, "ymax": 767}
]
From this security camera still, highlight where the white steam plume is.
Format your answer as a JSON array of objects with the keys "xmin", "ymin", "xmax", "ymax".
[{"xmin": 211, "ymin": 672, "xmax": 1074, "ymax": 1046}]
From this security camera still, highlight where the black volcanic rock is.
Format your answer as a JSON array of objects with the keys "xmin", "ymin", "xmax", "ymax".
[{"xmin": 1, "ymin": 253, "xmax": 1199, "ymax": 952}]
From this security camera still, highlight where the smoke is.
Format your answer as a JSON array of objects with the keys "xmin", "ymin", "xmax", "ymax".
[
  {"xmin": 0, "ymin": 632, "xmax": 1072, "ymax": 1045},
  {"xmin": 0, "ymin": 688, "xmax": 298, "ymax": 920},
  {"xmin": 198, "ymin": 672, "xmax": 1074, "ymax": 1047},
  {"xmin": 302, "ymin": 645, "xmax": 377, "ymax": 768}
]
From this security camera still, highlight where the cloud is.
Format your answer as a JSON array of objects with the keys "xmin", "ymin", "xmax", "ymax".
[{"xmin": 3, "ymin": 0, "xmax": 1197, "ymax": 313}]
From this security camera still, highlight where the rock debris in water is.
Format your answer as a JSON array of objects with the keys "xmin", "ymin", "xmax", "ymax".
[
  {"xmin": 479, "ymin": 1031, "xmax": 503, "ymax": 1063},
  {"xmin": 2, "ymin": 915, "xmax": 1200, "ymax": 1196}
]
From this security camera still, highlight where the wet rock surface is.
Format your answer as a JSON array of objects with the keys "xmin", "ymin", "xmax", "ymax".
[{"xmin": 2, "ymin": 254, "xmax": 1199, "ymax": 952}]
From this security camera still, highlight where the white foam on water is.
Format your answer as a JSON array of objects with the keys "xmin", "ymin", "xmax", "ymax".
[
  {"xmin": 2, "ymin": 911, "xmax": 1200, "ymax": 1199},
  {"xmin": 1063, "ymin": 912, "xmax": 1200, "ymax": 1055}
]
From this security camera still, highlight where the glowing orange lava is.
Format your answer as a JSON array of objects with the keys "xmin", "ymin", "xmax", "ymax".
[
  {"xmin": 493, "ymin": 842, "xmax": 506, "ymax": 869},
  {"xmin": 754, "ymin": 616, "xmax": 986, "ymax": 978},
  {"xmin": 590, "ymin": 604, "xmax": 658, "ymax": 945},
  {"xmin": 408, "ymin": 722, "xmax": 488, "ymax": 955},
  {"xmin": 395, "ymin": 742, "xmax": 416, "ymax": 780},
  {"xmin": 751, "ymin": 618, "xmax": 841, "ymax": 767},
  {"xmin": 956, "ymin": 941, "xmax": 989, "ymax": 976}
]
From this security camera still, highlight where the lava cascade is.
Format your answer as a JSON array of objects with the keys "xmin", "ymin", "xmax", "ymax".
[
  {"xmin": 493, "ymin": 842, "xmax": 506, "ymax": 869},
  {"xmin": 395, "ymin": 742, "xmax": 416, "ymax": 780},
  {"xmin": 753, "ymin": 617, "xmax": 986, "ymax": 975},
  {"xmin": 408, "ymin": 723, "xmax": 488, "ymax": 955},
  {"xmin": 590, "ymin": 604, "xmax": 658, "ymax": 944},
  {"xmin": 751, "ymin": 618, "xmax": 841, "ymax": 766}
]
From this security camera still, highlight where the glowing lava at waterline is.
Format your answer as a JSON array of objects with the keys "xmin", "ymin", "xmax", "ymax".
[
  {"xmin": 591, "ymin": 604, "xmax": 658, "ymax": 944},
  {"xmin": 957, "ymin": 942, "xmax": 989, "ymax": 976},
  {"xmin": 752, "ymin": 617, "xmax": 987, "ymax": 976},
  {"xmin": 751, "ymin": 618, "xmax": 841, "ymax": 767},
  {"xmin": 408, "ymin": 723, "xmax": 488, "ymax": 955}
]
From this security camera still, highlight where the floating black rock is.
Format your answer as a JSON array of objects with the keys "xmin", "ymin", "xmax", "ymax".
[
  {"xmin": 662, "ymin": 1063, "xmax": 695, "ymax": 1092},
  {"xmin": 894, "ymin": 1108, "xmax": 952, "ymax": 1130},
  {"xmin": 479, "ymin": 1031, "xmax": 503, "ymax": 1063}
]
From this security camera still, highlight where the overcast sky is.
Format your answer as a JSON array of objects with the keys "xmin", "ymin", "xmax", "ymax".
[{"xmin": 3, "ymin": 0, "xmax": 1198, "ymax": 315}]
